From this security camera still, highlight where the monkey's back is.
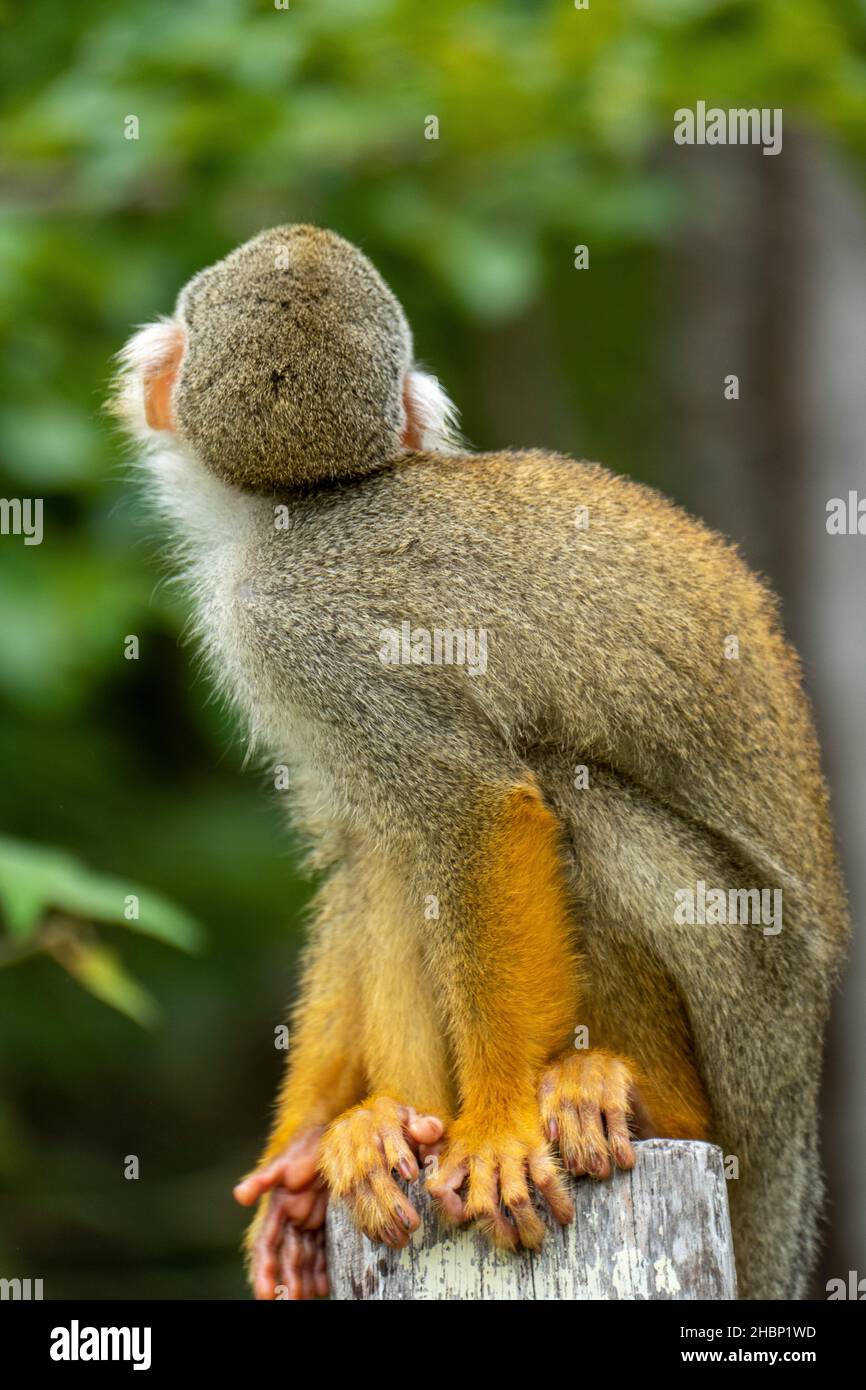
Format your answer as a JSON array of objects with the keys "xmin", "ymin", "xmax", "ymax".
[{"xmin": 239, "ymin": 447, "xmax": 845, "ymax": 949}]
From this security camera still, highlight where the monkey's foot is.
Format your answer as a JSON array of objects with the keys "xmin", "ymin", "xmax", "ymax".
[
  {"xmin": 538, "ymin": 1049, "xmax": 639, "ymax": 1179},
  {"xmin": 318, "ymin": 1095, "xmax": 445, "ymax": 1249},
  {"xmin": 234, "ymin": 1126, "xmax": 329, "ymax": 1300},
  {"xmin": 426, "ymin": 1114, "xmax": 573, "ymax": 1251}
]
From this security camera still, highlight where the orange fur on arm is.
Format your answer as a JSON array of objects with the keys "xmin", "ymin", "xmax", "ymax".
[{"xmin": 442, "ymin": 782, "xmax": 582, "ymax": 1138}]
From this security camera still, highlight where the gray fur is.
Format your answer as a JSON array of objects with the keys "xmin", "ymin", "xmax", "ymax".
[
  {"xmin": 199, "ymin": 449, "xmax": 848, "ymax": 1297},
  {"xmin": 174, "ymin": 225, "xmax": 412, "ymax": 491}
]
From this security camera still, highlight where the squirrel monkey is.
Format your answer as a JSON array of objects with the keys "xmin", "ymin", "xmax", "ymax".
[{"xmin": 113, "ymin": 224, "xmax": 848, "ymax": 1301}]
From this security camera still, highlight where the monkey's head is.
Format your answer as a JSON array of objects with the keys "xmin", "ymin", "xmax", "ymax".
[{"xmin": 113, "ymin": 224, "xmax": 458, "ymax": 491}]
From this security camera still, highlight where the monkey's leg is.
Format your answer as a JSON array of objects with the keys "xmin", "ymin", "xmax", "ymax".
[
  {"xmin": 421, "ymin": 781, "xmax": 578, "ymax": 1250},
  {"xmin": 537, "ymin": 944, "xmax": 713, "ymax": 1179},
  {"xmin": 235, "ymin": 863, "xmax": 368, "ymax": 1299},
  {"xmin": 318, "ymin": 852, "xmax": 453, "ymax": 1247}
]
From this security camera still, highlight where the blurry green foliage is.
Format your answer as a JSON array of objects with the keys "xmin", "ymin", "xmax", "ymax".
[
  {"xmin": 0, "ymin": 835, "xmax": 201, "ymax": 948},
  {"xmin": 0, "ymin": 834, "xmax": 202, "ymax": 1025},
  {"xmin": 0, "ymin": 0, "xmax": 864, "ymax": 1296}
]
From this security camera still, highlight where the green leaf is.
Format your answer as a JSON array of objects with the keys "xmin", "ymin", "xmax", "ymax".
[
  {"xmin": 0, "ymin": 836, "xmax": 203, "ymax": 951},
  {"xmin": 48, "ymin": 937, "xmax": 160, "ymax": 1029}
]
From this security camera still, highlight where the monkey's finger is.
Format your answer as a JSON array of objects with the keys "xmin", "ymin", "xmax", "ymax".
[
  {"xmin": 261, "ymin": 1186, "xmax": 292, "ymax": 1249},
  {"xmin": 279, "ymin": 1184, "xmax": 320, "ymax": 1227},
  {"xmin": 404, "ymin": 1110, "xmax": 445, "ymax": 1149},
  {"xmin": 418, "ymin": 1137, "xmax": 446, "ymax": 1165},
  {"xmin": 499, "ymin": 1156, "xmax": 545, "ymax": 1250},
  {"xmin": 597, "ymin": 1064, "xmax": 636, "ymax": 1167},
  {"xmin": 234, "ymin": 1159, "xmax": 286, "ymax": 1206},
  {"xmin": 506, "ymin": 1199, "xmax": 544, "ymax": 1250},
  {"xmin": 349, "ymin": 1170, "xmax": 421, "ymax": 1248},
  {"xmin": 603, "ymin": 1106, "xmax": 637, "ymax": 1170},
  {"xmin": 552, "ymin": 1101, "xmax": 585, "ymax": 1175},
  {"xmin": 528, "ymin": 1147, "xmax": 574, "ymax": 1226},
  {"xmin": 262, "ymin": 1214, "xmax": 302, "ymax": 1300},
  {"xmin": 300, "ymin": 1186, "xmax": 329, "ymax": 1232},
  {"xmin": 556, "ymin": 1098, "xmax": 608, "ymax": 1178},
  {"xmin": 283, "ymin": 1227, "xmax": 312, "ymax": 1301},
  {"xmin": 538, "ymin": 1074, "xmax": 561, "ymax": 1144},
  {"xmin": 252, "ymin": 1187, "xmax": 309, "ymax": 1299},
  {"xmin": 313, "ymin": 1231, "xmax": 329, "ymax": 1298},
  {"xmin": 250, "ymin": 1205, "xmax": 283, "ymax": 1300},
  {"xmin": 234, "ymin": 1134, "xmax": 322, "ymax": 1205},
  {"xmin": 427, "ymin": 1159, "xmax": 469, "ymax": 1222},
  {"xmin": 300, "ymin": 1232, "xmax": 317, "ymax": 1301},
  {"xmin": 281, "ymin": 1129, "xmax": 325, "ymax": 1189},
  {"xmin": 381, "ymin": 1126, "xmax": 420, "ymax": 1182},
  {"xmin": 576, "ymin": 1100, "xmax": 611, "ymax": 1178},
  {"xmin": 379, "ymin": 1181, "xmax": 422, "ymax": 1246},
  {"xmin": 465, "ymin": 1160, "xmax": 519, "ymax": 1250},
  {"xmin": 286, "ymin": 1223, "xmax": 305, "ymax": 1271},
  {"xmin": 278, "ymin": 1231, "xmax": 300, "ymax": 1301},
  {"xmin": 252, "ymin": 1252, "xmax": 279, "ymax": 1301},
  {"xmin": 478, "ymin": 1207, "xmax": 520, "ymax": 1251},
  {"xmin": 307, "ymin": 1230, "xmax": 328, "ymax": 1299}
]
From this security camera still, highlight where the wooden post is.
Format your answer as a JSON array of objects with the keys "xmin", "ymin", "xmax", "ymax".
[{"xmin": 326, "ymin": 1139, "xmax": 737, "ymax": 1300}]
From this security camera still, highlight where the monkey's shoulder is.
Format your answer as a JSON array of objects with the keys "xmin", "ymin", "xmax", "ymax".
[
  {"xmin": 323, "ymin": 448, "xmax": 747, "ymax": 556},
  {"xmin": 287, "ymin": 447, "xmax": 770, "ymax": 610},
  {"xmin": 226, "ymin": 445, "xmax": 790, "ymax": 729}
]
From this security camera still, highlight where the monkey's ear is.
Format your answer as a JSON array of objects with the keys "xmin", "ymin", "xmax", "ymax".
[
  {"xmin": 401, "ymin": 368, "xmax": 462, "ymax": 454},
  {"xmin": 109, "ymin": 318, "xmax": 185, "ymax": 437}
]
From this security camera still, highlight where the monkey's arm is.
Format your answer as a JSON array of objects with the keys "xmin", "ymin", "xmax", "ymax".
[{"xmin": 420, "ymin": 778, "xmax": 581, "ymax": 1247}]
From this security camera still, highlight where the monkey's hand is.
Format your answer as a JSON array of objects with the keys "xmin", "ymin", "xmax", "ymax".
[
  {"xmin": 234, "ymin": 1126, "xmax": 330, "ymax": 1301},
  {"xmin": 538, "ymin": 1049, "xmax": 643, "ymax": 1179},
  {"xmin": 318, "ymin": 1095, "xmax": 445, "ymax": 1248},
  {"xmin": 426, "ymin": 1109, "xmax": 574, "ymax": 1251}
]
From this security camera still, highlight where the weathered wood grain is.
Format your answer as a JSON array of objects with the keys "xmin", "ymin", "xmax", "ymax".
[{"xmin": 326, "ymin": 1138, "xmax": 737, "ymax": 1300}]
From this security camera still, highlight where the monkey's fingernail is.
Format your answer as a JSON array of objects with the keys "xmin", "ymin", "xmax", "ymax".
[{"xmin": 398, "ymin": 1159, "xmax": 414, "ymax": 1179}]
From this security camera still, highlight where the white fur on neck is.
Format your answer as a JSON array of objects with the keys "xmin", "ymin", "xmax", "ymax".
[
  {"xmin": 139, "ymin": 434, "xmax": 264, "ymax": 552},
  {"xmin": 403, "ymin": 368, "xmax": 463, "ymax": 453}
]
